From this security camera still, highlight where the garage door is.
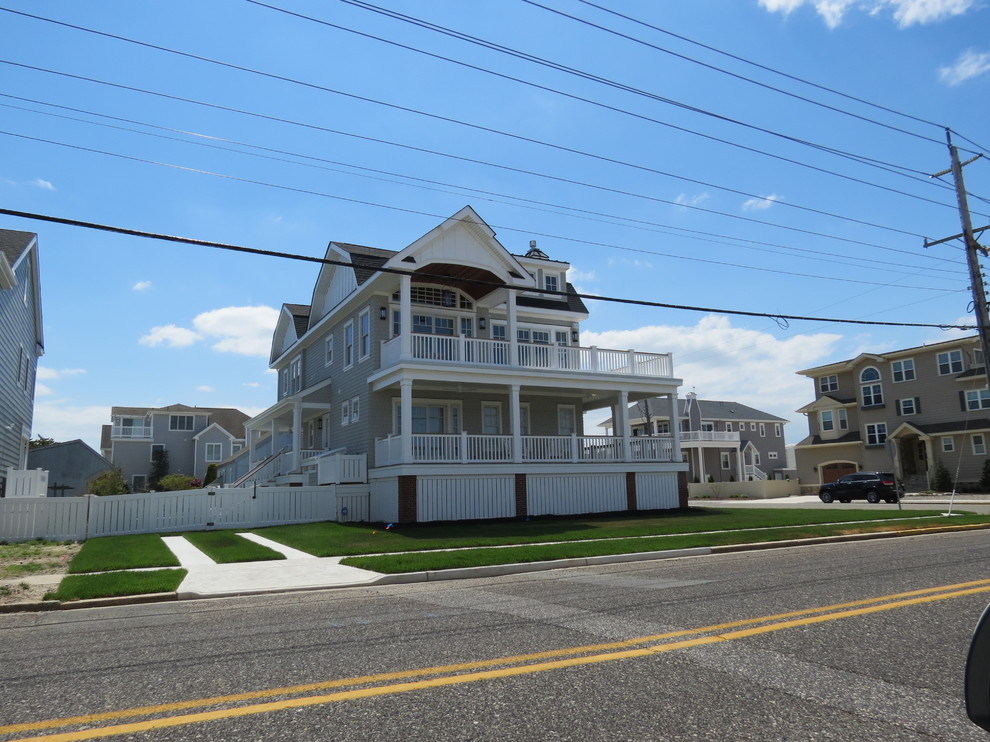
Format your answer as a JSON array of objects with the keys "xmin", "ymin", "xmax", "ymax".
[{"xmin": 821, "ymin": 462, "xmax": 856, "ymax": 483}]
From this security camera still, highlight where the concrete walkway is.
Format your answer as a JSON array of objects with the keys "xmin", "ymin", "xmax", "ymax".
[{"xmin": 164, "ymin": 533, "xmax": 384, "ymax": 599}]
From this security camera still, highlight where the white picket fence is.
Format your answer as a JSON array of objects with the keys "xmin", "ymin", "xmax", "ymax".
[
  {"xmin": 4, "ymin": 468, "xmax": 49, "ymax": 498},
  {"xmin": 0, "ymin": 485, "xmax": 370, "ymax": 543}
]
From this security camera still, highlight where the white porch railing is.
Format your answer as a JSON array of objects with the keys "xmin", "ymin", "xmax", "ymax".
[
  {"xmin": 375, "ymin": 433, "xmax": 675, "ymax": 465},
  {"xmin": 680, "ymin": 431, "xmax": 741, "ymax": 443},
  {"xmin": 381, "ymin": 336, "xmax": 673, "ymax": 378},
  {"xmin": 744, "ymin": 464, "xmax": 768, "ymax": 481},
  {"xmin": 110, "ymin": 425, "xmax": 153, "ymax": 439}
]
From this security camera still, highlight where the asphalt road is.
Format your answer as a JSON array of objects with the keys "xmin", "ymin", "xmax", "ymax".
[{"xmin": 2, "ymin": 530, "xmax": 990, "ymax": 741}]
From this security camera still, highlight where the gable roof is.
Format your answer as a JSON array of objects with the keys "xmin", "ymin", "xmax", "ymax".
[
  {"xmin": 0, "ymin": 229, "xmax": 36, "ymax": 267},
  {"xmin": 600, "ymin": 397, "xmax": 788, "ymax": 428},
  {"xmin": 109, "ymin": 405, "xmax": 249, "ymax": 437}
]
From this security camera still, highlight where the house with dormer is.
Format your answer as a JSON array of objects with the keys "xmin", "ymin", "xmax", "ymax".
[
  {"xmin": 0, "ymin": 229, "xmax": 44, "ymax": 495},
  {"xmin": 794, "ymin": 336, "xmax": 989, "ymax": 492},
  {"xmin": 241, "ymin": 206, "xmax": 688, "ymax": 522}
]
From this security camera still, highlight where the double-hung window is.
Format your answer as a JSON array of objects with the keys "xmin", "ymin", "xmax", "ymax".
[
  {"xmin": 818, "ymin": 375, "xmax": 838, "ymax": 393},
  {"xmin": 860, "ymin": 368, "xmax": 883, "ymax": 407},
  {"xmin": 938, "ymin": 350, "xmax": 963, "ymax": 375},
  {"xmin": 205, "ymin": 443, "xmax": 222, "ymax": 462},
  {"xmin": 974, "ymin": 434, "xmax": 987, "ymax": 456},
  {"xmin": 892, "ymin": 359, "xmax": 915, "ymax": 382},
  {"xmin": 866, "ymin": 423, "xmax": 887, "ymax": 446},
  {"xmin": 344, "ymin": 321, "xmax": 355, "ymax": 367},
  {"xmin": 358, "ymin": 310, "xmax": 371, "ymax": 360},
  {"xmin": 966, "ymin": 389, "xmax": 990, "ymax": 410}
]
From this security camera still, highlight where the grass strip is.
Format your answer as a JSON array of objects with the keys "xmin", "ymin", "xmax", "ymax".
[
  {"xmin": 341, "ymin": 516, "xmax": 990, "ymax": 573},
  {"xmin": 69, "ymin": 534, "xmax": 179, "ymax": 574},
  {"xmin": 45, "ymin": 569, "xmax": 187, "ymax": 601},
  {"xmin": 254, "ymin": 507, "xmax": 960, "ymax": 557},
  {"xmin": 182, "ymin": 531, "xmax": 285, "ymax": 564}
]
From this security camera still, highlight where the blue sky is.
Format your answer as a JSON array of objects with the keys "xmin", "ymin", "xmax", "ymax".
[{"xmin": 2, "ymin": 0, "xmax": 989, "ymax": 450}]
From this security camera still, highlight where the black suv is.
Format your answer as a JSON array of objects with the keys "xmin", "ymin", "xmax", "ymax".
[{"xmin": 818, "ymin": 472, "xmax": 899, "ymax": 503}]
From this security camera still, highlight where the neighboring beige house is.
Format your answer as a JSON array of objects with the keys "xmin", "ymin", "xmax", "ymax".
[
  {"xmin": 599, "ymin": 392, "xmax": 790, "ymax": 483},
  {"xmin": 794, "ymin": 336, "xmax": 988, "ymax": 493},
  {"xmin": 101, "ymin": 404, "xmax": 249, "ymax": 491},
  {"xmin": 239, "ymin": 206, "xmax": 689, "ymax": 523}
]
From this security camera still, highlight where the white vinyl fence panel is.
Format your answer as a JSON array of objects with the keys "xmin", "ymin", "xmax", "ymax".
[{"xmin": 0, "ymin": 485, "xmax": 369, "ymax": 543}]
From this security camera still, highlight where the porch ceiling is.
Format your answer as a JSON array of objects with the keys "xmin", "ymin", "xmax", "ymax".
[{"xmin": 414, "ymin": 263, "xmax": 503, "ymax": 300}]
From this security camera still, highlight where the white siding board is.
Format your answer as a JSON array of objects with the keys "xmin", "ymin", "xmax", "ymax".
[
  {"xmin": 527, "ymin": 473, "xmax": 625, "ymax": 516},
  {"xmin": 417, "ymin": 475, "xmax": 514, "ymax": 522},
  {"xmin": 634, "ymin": 472, "xmax": 680, "ymax": 510}
]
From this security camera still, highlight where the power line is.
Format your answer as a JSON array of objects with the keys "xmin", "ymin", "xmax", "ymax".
[
  {"xmin": 0, "ymin": 207, "xmax": 974, "ymax": 330},
  {"xmin": 262, "ymin": 0, "xmax": 958, "ymax": 202},
  {"xmin": 1, "ymin": 94, "xmax": 965, "ymax": 279},
  {"xmin": 2, "ymin": 60, "xmax": 959, "ymax": 259},
  {"xmin": 571, "ymin": 0, "xmax": 952, "ymax": 137},
  {"xmin": 0, "ymin": 7, "xmax": 960, "ymax": 236}
]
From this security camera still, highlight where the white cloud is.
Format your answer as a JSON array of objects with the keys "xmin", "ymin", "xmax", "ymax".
[
  {"xmin": 675, "ymin": 192, "xmax": 710, "ymax": 209},
  {"xmin": 939, "ymin": 49, "xmax": 990, "ymax": 85},
  {"xmin": 742, "ymin": 194, "xmax": 780, "ymax": 211},
  {"xmin": 759, "ymin": 0, "xmax": 977, "ymax": 27},
  {"xmin": 30, "ymin": 178, "xmax": 55, "ymax": 191},
  {"xmin": 582, "ymin": 315, "xmax": 843, "ymax": 441},
  {"xmin": 132, "ymin": 280, "xmax": 152, "ymax": 292},
  {"xmin": 140, "ymin": 324, "xmax": 203, "ymax": 348},
  {"xmin": 192, "ymin": 305, "xmax": 280, "ymax": 357},
  {"xmin": 196, "ymin": 385, "xmax": 215, "ymax": 393},
  {"xmin": 31, "ymin": 403, "xmax": 110, "ymax": 450},
  {"xmin": 243, "ymin": 382, "xmax": 262, "ymax": 388}
]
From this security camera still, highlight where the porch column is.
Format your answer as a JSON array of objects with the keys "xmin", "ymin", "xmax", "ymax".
[
  {"xmin": 618, "ymin": 391, "xmax": 631, "ymax": 461},
  {"xmin": 270, "ymin": 420, "xmax": 279, "ymax": 455},
  {"xmin": 697, "ymin": 447, "xmax": 707, "ymax": 484},
  {"xmin": 736, "ymin": 447, "xmax": 744, "ymax": 482},
  {"xmin": 400, "ymin": 273, "xmax": 412, "ymax": 360},
  {"xmin": 507, "ymin": 289, "xmax": 518, "ymax": 366},
  {"xmin": 292, "ymin": 402, "xmax": 302, "ymax": 472},
  {"xmin": 400, "ymin": 379, "xmax": 413, "ymax": 463},
  {"xmin": 247, "ymin": 425, "xmax": 257, "ymax": 465},
  {"xmin": 668, "ymin": 393, "xmax": 682, "ymax": 462},
  {"xmin": 510, "ymin": 384, "xmax": 522, "ymax": 463}
]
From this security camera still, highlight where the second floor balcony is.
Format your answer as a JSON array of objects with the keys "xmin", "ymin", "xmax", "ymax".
[
  {"xmin": 110, "ymin": 425, "xmax": 153, "ymax": 439},
  {"xmin": 381, "ymin": 334, "xmax": 673, "ymax": 378}
]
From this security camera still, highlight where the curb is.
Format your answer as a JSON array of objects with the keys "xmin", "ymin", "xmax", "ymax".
[{"xmin": 3, "ymin": 522, "xmax": 989, "ymax": 614}]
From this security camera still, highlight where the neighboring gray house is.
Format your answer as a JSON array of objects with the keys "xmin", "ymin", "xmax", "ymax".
[
  {"xmin": 600, "ymin": 392, "xmax": 789, "ymax": 482},
  {"xmin": 794, "ymin": 335, "xmax": 988, "ymax": 493},
  {"xmin": 100, "ymin": 404, "xmax": 249, "ymax": 491},
  {"xmin": 0, "ymin": 229, "xmax": 44, "ymax": 496},
  {"xmin": 241, "ymin": 206, "xmax": 689, "ymax": 523},
  {"xmin": 27, "ymin": 439, "xmax": 112, "ymax": 497}
]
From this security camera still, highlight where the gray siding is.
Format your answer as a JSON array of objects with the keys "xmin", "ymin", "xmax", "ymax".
[{"xmin": 0, "ymin": 237, "xmax": 40, "ymax": 485}]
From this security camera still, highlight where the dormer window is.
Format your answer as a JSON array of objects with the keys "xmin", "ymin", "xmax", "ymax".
[
  {"xmin": 545, "ymin": 274, "xmax": 559, "ymax": 293},
  {"xmin": 395, "ymin": 286, "xmax": 473, "ymax": 310}
]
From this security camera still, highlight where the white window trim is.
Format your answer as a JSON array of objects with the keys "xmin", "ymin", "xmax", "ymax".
[
  {"xmin": 350, "ymin": 396, "xmax": 360, "ymax": 423},
  {"xmin": 325, "ymin": 334, "xmax": 334, "ymax": 367},
  {"xmin": 481, "ymin": 401, "xmax": 502, "ymax": 435},
  {"xmin": 557, "ymin": 404, "xmax": 577, "ymax": 436},
  {"xmin": 344, "ymin": 320, "xmax": 355, "ymax": 369},
  {"xmin": 759, "ymin": 423, "xmax": 766, "ymax": 437},
  {"xmin": 720, "ymin": 452, "xmax": 730, "ymax": 470},
  {"xmin": 358, "ymin": 308, "xmax": 371, "ymax": 361},
  {"xmin": 973, "ymin": 434, "xmax": 986, "ymax": 456},
  {"xmin": 942, "ymin": 436, "xmax": 955, "ymax": 453},
  {"xmin": 205, "ymin": 443, "xmax": 222, "ymax": 463},
  {"xmin": 341, "ymin": 399, "xmax": 350, "ymax": 426},
  {"xmin": 892, "ymin": 358, "xmax": 916, "ymax": 383}
]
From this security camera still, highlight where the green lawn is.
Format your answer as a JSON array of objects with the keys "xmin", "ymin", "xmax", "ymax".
[
  {"xmin": 251, "ymin": 507, "xmax": 966, "ymax": 558},
  {"xmin": 182, "ymin": 531, "xmax": 285, "ymax": 563},
  {"xmin": 46, "ymin": 569, "xmax": 187, "ymax": 602},
  {"xmin": 69, "ymin": 533, "xmax": 180, "ymax": 574}
]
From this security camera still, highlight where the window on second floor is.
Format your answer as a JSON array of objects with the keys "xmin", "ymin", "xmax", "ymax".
[
  {"xmin": 759, "ymin": 423, "xmax": 766, "ymax": 436},
  {"xmin": 974, "ymin": 434, "xmax": 987, "ymax": 456},
  {"xmin": 943, "ymin": 436, "xmax": 955, "ymax": 453},
  {"xmin": 359, "ymin": 309, "xmax": 371, "ymax": 360},
  {"xmin": 205, "ymin": 443, "xmax": 222, "ymax": 462},
  {"xmin": 818, "ymin": 375, "xmax": 838, "ymax": 393},
  {"xmin": 344, "ymin": 321, "xmax": 354, "ymax": 367},
  {"xmin": 820, "ymin": 410, "xmax": 835, "ymax": 432},
  {"xmin": 170, "ymin": 415, "xmax": 194, "ymax": 431},
  {"xmin": 774, "ymin": 423, "xmax": 782, "ymax": 437},
  {"xmin": 966, "ymin": 389, "xmax": 990, "ymax": 410},
  {"xmin": 897, "ymin": 397, "xmax": 920, "ymax": 415},
  {"xmin": 324, "ymin": 334, "xmax": 334, "ymax": 367},
  {"xmin": 544, "ymin": 274, "xmax": 559, "ymax": 293},
  {"xmin": 938, "ymin": 349, "xmax": 963, "ymax": 375},
  {"xmin": 860, "ymin": 367, "xmax": 883, "ymax": 407},
  {"xmin": 892, "ymin": 359, "xmax": 916, "ymax": 382}
]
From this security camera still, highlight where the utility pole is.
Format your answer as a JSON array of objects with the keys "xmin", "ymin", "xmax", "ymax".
[{"xmin": 927, "ymin": 130, "xmax": 990, "ymax": 375}]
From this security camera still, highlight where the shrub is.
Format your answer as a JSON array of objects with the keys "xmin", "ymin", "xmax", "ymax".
[
  {"xmin": 980, "ymin": 459, "xmax": 990, "ymax": 492},
  {"xmin": 157, "ymin": 474, "xmax": 201, "ymax": 491},
  {"xmin": 149, "ymin": 448, "xmax": 169, "ymax": 490},
  {"xmin": 88, "ymin": 468, "xmax": 128, "ymax": 496},
  {"xmin": 204, "ymin": 463, "xmax": 218, "ymax": 486},
  {"xmin": 932, "ymin": 458, "xmax": 954, "ymax": 492}
]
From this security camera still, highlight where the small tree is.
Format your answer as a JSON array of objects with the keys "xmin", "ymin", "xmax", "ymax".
[
  {"xmin": 204, "ymin": 463, "xmax": 218, "ymax": 486},
  {"xmin": 29, "ymin": 435, "xmax": 56, "ymax": 449},
  {"xmin": 932, "ymin": 458, "xmax": 954, "ymax": 492},
  {"xmin": 980, "ymin": 459, "xmax": 990, "ymax": 493},
  {"xmin": 88, "ymin": 468, "xmax": 128, "ymax": 496},
  {"xmin": 149, "ymin": 448, "xmax": 169, "ymax": 490}
]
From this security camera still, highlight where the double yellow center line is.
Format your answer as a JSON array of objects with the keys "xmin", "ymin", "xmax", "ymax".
[{"xmin": 5, "ymin": 578, "xmax": 990, "ymax": 741}]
